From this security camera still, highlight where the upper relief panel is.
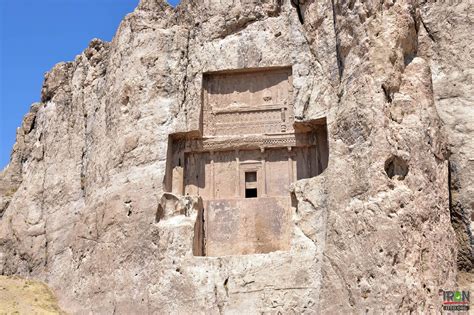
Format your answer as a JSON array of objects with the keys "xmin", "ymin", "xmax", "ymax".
[{"xmin": 202, "ymin": 67, "xmax": 294, "ymax": 137}]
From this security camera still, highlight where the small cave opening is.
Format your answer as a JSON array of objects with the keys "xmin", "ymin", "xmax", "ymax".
[{"xmin": 384, "ymin": 156, "xmax": 409, "ymax": 180}]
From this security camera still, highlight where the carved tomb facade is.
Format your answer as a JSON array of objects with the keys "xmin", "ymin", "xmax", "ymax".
[{"xmin": 166, "ymin": 67, "xmax": 328, "ymax": 256}]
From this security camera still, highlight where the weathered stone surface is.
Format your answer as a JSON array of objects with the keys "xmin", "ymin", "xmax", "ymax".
[
  {"xmin": 0, "ymin": 0, "xmax": 471, "ymax": 313},
  {"xmin": 417, "ymin": 0, "xmax": 474, "ymax": 272}
]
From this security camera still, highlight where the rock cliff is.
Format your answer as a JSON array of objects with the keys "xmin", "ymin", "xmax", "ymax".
[{"xmin": 0, "ymin": 0, "xmax": 472, "ymax": 313}]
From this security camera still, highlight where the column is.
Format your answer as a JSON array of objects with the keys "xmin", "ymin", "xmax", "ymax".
[
  {"xmin": 261, "ymin": 147, "xmax": 267, "ymax": 197},
  {"xmin": 179, "ymin": 151, "xmax": 185, "ymax": 195},
  {"xmin": 210, "ymin": 151, "xmax": 215, "ymax": 199},
  {"xmin": 287, "ymin": 147, "xmax": 294, "ymax": 186},
  {"xmin": 235, "ymin": 149, "xmax": 240, "ymax": 197}
]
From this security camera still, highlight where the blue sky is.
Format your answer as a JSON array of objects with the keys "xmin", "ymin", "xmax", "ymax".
[{"xmin": 0, "ymin": 0, "xmax": 180, "ymax": 170}]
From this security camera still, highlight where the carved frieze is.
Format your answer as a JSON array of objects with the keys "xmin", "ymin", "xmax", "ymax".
[
  {"xmin": 202, "ymin": 67, "xmax": 293, "ymax": 136},
  {"xmin": 175, "ymin": 133, "xmax": 316, "ymax": 153}
]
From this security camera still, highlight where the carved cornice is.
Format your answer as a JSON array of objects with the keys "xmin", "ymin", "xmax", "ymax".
[{"xmin": 180, "ymin": 133, "xmax": 316, "ymax": 153}]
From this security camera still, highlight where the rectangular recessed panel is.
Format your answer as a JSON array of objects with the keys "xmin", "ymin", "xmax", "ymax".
[
  {"xmin": 203, "ymin": 68, "xmax": 293, "ymax": 136},
  {"xmin": 245, "ymin": 171, "xmax": 257, "ymax": 191},
  {"xmin": 204, "ymin": 197, "xmax": 291, "ymax": 256},
  {"xmin": 245, "ymin": 171, "xmax": 257, "ymax": 183}
]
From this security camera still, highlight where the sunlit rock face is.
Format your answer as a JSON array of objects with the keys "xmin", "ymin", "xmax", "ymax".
[
  {"xmin": 0, "ymin": 0, "xmax": 471, "ymax": 313},
  {"xmin": 416, "ymin": 1, "xmax": 473, "ymax": 273}
]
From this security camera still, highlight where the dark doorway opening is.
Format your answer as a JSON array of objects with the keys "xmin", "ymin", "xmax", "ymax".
[
  {"xmin": 245, "ymin": 188, "xmax": 258, "ymax": 198},
  {"xmin": 245, "ymin": 171, "xmax": 258, "ymax": 198}
]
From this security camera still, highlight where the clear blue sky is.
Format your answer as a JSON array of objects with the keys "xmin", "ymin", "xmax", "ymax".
[{"xmin": 0, "ymin": 0, "xmax": 180, "ymax": 170}]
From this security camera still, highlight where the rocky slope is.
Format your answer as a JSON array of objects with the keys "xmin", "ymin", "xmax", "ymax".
[{"xmin": 0, "ymin": 0, "xmax": 472, "ymax": 313}]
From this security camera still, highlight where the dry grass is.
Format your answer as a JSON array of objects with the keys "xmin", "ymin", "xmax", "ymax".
[{"xmin": 0, "ymin": 275, "xmax": 65, "ymax": 314}]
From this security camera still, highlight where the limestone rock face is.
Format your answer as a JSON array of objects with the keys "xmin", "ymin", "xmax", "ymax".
[
  {"xmin": 0, "ymin": 0, "xmax": 471, "ymax": 313},
  {"xmin": 417, "ymin": 1, "xmax": 474, "ymax": 272}
]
